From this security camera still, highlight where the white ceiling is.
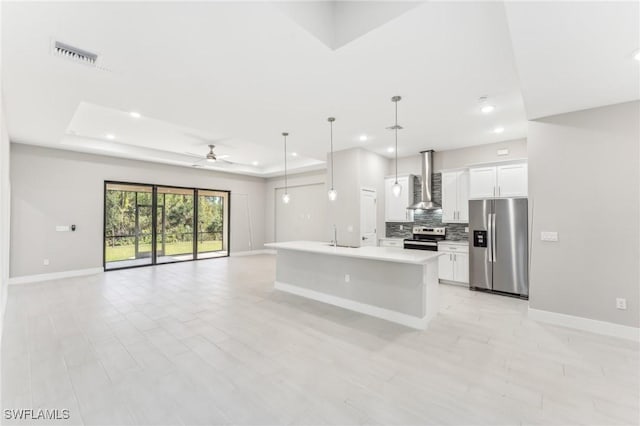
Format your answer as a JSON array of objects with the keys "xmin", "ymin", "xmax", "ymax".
[
  {"xmin": 2, "ymin": 1, "xmax": 638, "ymax": 176},
  {"xmin": 504, "ymin": 1, "xmax": 640, "ymax": 119}
]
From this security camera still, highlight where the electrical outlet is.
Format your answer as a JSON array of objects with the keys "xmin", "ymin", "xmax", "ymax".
[
  {"xmin": 616, "ymin": 298, "xmax": 627, "ymax": 310},
  {"xmin": 464, "ymin": 227, "xmax": 469, "ymax": 233},
  {"xmin": 344, "ymin": 274, "xmax": 350, "ymax": 283},
  {"xmin": 541, "ymin": 231, "xmax": 558, "ymax": 242},
  {"xmin": 43, "ymin": 259, "xmax": 49, "ymax": 266},
  {"xmin": 399, "ymin": 225, "xmax": 404, "ymax": 231}
]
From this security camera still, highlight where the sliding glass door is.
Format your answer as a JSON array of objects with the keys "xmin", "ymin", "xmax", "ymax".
[
  {"xmin": 197, "ymin": 190, "xmax": 229, "ymax": 259},
  {"xmin": 104, "ymin": 183, "xmax": 154, "ymax": 270},
  {"xmin": 156, "ymin": 186, "xmax": 195, "ymax": 264},
  {"xmin": 104, "ymin": 181, "xmax": 230, "ymax": 270}
]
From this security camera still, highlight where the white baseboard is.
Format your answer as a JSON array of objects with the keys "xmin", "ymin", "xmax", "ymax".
[
  {"xmin": 231, "ymin": 249, "xmax": 276, "ymax": 257},
  {"xmin": 528, "ymin": 308, "xmax": 640, "ymax": 342},
  {"xmin": 9, "ymin": 267, "xmax": 103, "ymax": 285},
  {"xmin": 274, "ymin": 281, "xmax": 430, "ymax": 330}
]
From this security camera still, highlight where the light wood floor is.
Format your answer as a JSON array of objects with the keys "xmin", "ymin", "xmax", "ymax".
[{"xmin": 2, "ymin": 254, "xmax": 638, "ymax": 425}]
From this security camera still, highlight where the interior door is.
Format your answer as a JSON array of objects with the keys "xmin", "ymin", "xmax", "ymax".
[{"xmin": 360, "ymin": 188, "xmax": 377, "ymax": 247}]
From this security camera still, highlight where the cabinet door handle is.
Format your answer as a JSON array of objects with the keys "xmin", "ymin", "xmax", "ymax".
[
  {"xmin": 454, "ymin": 254, "xmax": 457, "ymax": 261},
  {"xmin": 498, "ymin": 186, "xmax": 501, "ymax": 197},
  {"xmin": 449, "ymin": 253, "xmax": 452, "ymax": 261},
  {"xmin": 493, "ymin": 186, "xmax": 496, "ymax": 197}
]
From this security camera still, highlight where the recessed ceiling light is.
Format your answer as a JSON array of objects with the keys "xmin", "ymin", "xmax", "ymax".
[
  {"xmin": 493, "ymin": 127, "xmax": 505, "ymax": 134},
  {"xmin": 387, "ymin": 147, "xmax": 395, "ymax": 153},
  {"xmin": 252, "ymin": 161, "xmax": 259, "ymax": 166},
  {"xmin": 105, "ymin": 133, "xmax": 116, "ymax": 140},
  {"xmin": 359, "ymin": 134, "xmax": 368, "ymax": 142},
  {"xmin": 291, "ymin": 152, "xmax": 298, "ymax": 157},
  {"xmin": 129, "ymin": 111, "xmax": 141, "ymax": 118},
  {"xmin": 481, "ymin": 104, "xmax": 495, "ymax": 114},
  {"xmin": 634, "ymin": 49, "xmax": 640, "ymax": 61}
]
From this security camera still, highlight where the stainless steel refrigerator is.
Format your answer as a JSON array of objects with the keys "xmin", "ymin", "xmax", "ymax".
[{"xmin": 469, "ymin": 198, "xmax": 529, "ymax": 298}]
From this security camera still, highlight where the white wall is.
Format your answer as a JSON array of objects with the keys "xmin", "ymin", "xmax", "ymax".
[
  {"xmin": 389, "ymin": 138, "xmax": 528, "ymax": 175},
  {"xmin": 0, "ymin": 99, "xmax": 10, "ymax": 337},
  {"xmin": 327, "ymin": 148, "xmax": 362, "ymax": 247},
  {"xmin": 274, "ymin": 184, "xmax": 327, "ymax": 242},
  {"xmin": 528, "ymin": 101, "xmax": 639, "ymax": 328},
  {"xmin": 264, "ymin": 170, "xmax": 326, "ymax": 243},
  {"xmin": 327, "ymin": 148, "xmax": 386, "ymax": 247},
  {"xmin": 10, "ymin": 144, "xmax": 267, "ymax": 277}
]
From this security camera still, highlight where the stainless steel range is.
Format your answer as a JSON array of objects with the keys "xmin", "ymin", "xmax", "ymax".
[{"xmin": 403, "ymin": 226, "xmax": 446, "ymax": 251}]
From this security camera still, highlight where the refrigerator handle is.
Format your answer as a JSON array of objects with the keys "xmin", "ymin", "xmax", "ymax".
[
  {"xmin": 487, "ymin": 213, "xmax": 493, "ymax": 262},
  {"xmin": 491, "ymin": 213, "xmax": 497, "ymax": 263}
]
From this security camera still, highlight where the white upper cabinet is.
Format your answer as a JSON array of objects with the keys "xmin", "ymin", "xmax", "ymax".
[
  {"xmin": 469, "ymin": 162, "xmax": 527, "ymax": 199},
  {"xmin": 441, "ymin": 170, "xmax": 469, "ymax": 223},
  {"xmin": 469, "ymin": 167, "xmax": 498, "ymax": 199},
  {"xmin": 496, "ymin": 163, "xmax": 528, "ymax": 197},
  {"xmin": 384, "ymin": 175, "xmax": 414, "ymax": 222}
]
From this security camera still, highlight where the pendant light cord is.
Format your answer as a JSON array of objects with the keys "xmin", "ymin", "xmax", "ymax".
[
  {"xmin": 330, "ymin": 119, "xmax": 334, "ymax": 190},
  {"xmin": 394, "ymin": 99, "xmax": 399, "ymax": 184},
  {"xmin": 283, "ymin": 132, "xmax": 288, "ymax": 193}
]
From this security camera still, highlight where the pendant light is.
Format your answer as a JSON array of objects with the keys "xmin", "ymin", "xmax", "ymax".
[
  {"xmin": 327, "ymin": 117, "xmax": 337, "ymax": 201},
  {"xmin": 390, "ymin": 96, "xmax": 402, "ymax": 197},
  {"xmin": 282, "ymin": 132, "xmax": 290, "ymax": 204}
]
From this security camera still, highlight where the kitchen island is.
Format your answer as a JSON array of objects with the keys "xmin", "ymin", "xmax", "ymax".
[{"xmin": 264, "ymin": 241, "xmax": 441, "ymax": 329}]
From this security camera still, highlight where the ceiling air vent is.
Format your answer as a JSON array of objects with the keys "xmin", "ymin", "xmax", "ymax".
[{"xmin": 52, "ymin": 41, "xmax": 98, "ymax": 65}]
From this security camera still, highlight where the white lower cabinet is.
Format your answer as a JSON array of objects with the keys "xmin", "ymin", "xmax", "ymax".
[
  {"xmin": 438, "ymin": 253, "xmax": 455, "ymax": 281},
  {"xmin": 438, "ymin": 243, "xmax": 469, "ymax": 284}
]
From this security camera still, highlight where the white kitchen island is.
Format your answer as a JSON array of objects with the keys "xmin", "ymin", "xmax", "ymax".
[{"xmin": 264, "ymin": 241, "xmax": 442, "ymax": 329}]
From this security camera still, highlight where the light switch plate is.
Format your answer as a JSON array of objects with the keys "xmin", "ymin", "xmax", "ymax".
[
  {"xmin": 541, "ymin": 231, "xmax": 558, "ymax": 242},
  {"xmin": 616, "ymin": 298, "xmax": 627, "ymax": 310}
]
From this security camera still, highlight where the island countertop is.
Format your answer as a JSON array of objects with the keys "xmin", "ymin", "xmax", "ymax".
[{"xmin": 265, "ymin": 241, "xmax": 442, "ymax": 265}]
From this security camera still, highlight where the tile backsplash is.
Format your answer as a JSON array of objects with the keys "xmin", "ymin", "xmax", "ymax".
[{"xmin": 386, "ymin": 173, "xmax": 468, "ymax": 241}]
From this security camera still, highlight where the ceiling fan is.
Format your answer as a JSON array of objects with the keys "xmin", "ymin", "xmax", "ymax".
[{"xmin": 185, "ymin": 144, "xmax": 234, "ymax": 167}]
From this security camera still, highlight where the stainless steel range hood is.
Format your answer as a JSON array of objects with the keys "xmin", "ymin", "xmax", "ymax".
[{"xmin": 408, "ymin": 150, "xmax": 440, "ymax": 210}]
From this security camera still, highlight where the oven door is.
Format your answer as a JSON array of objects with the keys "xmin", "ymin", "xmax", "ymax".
[{"xmin": 403, "ymin": 240, "xmax": 438, "ymax": 251}]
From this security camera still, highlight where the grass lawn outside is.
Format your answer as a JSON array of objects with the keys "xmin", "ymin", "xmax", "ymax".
[{"xmin": 105, "ymin": 240, "xmax": 223, "ymax": 262}]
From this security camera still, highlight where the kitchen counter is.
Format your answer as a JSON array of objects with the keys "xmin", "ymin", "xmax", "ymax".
[
  {"xmin": 265, "ymin": 241, "xmax": 441, "ymax": 265},
  {"xmin": 266, "ymin": 241, "xmax": 440, "ymax": 330}
]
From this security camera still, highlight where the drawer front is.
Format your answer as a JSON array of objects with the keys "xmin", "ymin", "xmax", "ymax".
[
  {"xmin": 380, "ymin": 239, "xmax": 403, "ymax": 248},
  {"xmin": 438, "ymin": 244, "xmax": 469, "ymax": 253}
]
